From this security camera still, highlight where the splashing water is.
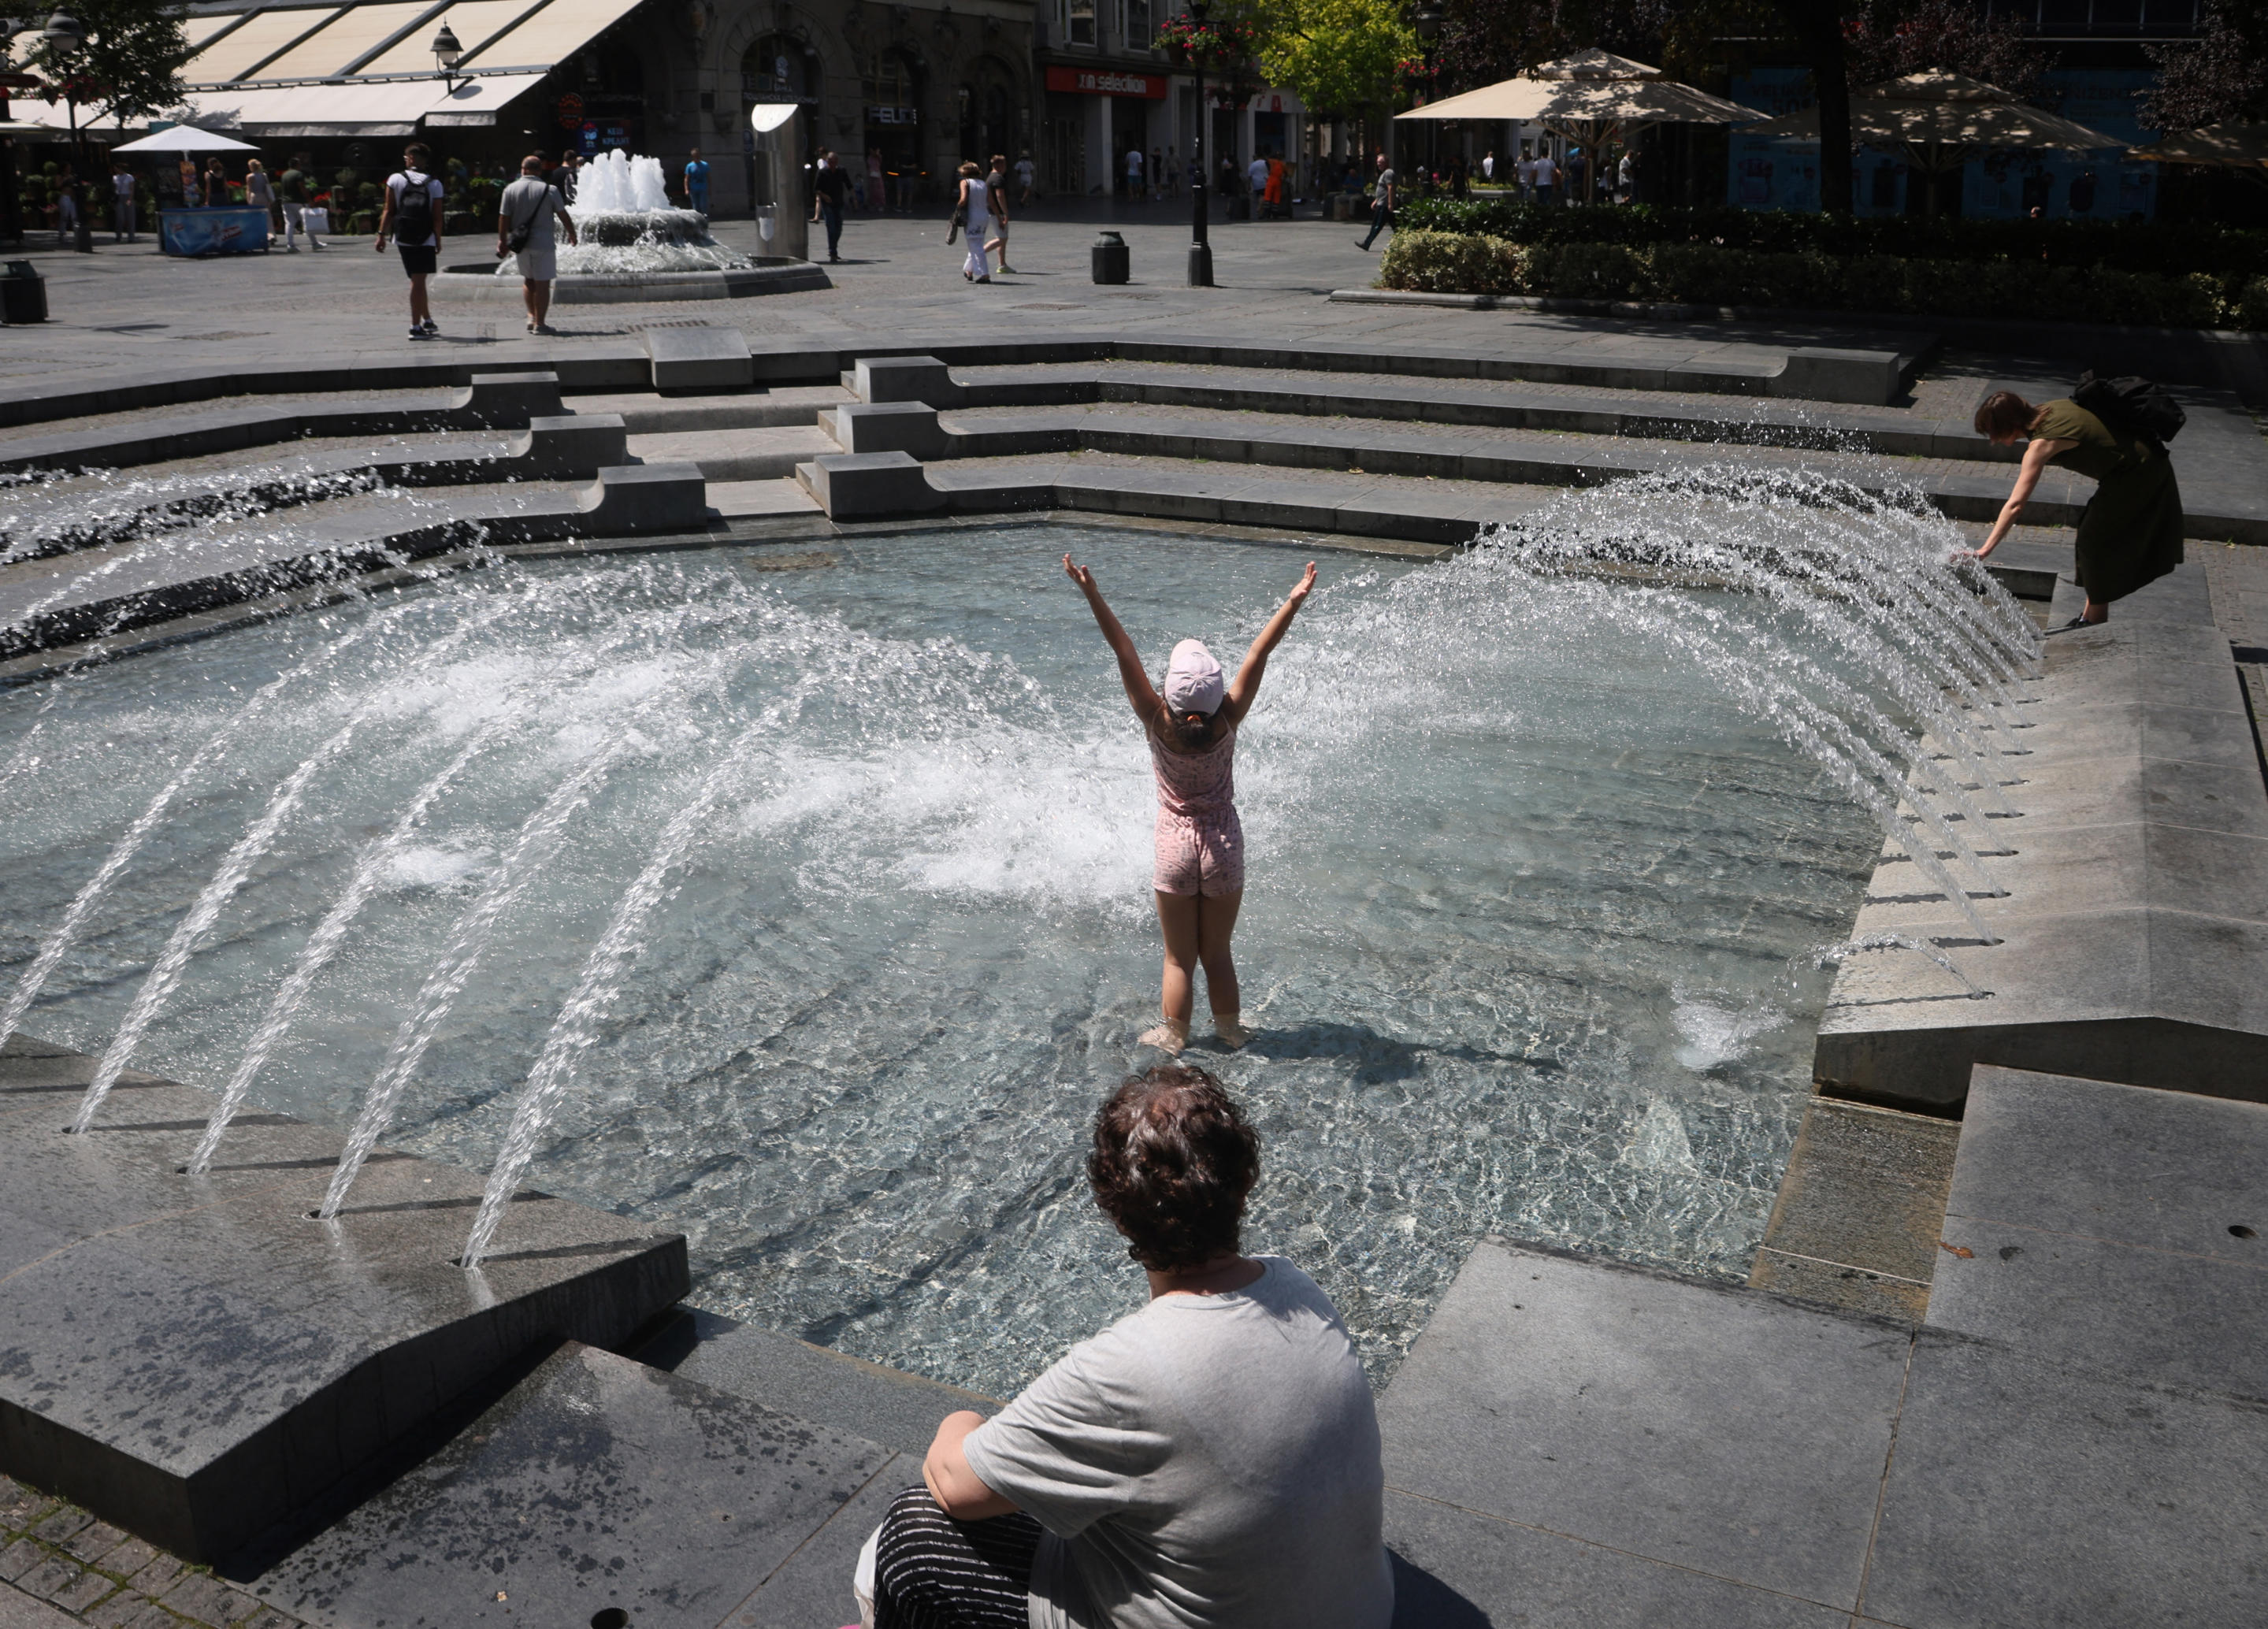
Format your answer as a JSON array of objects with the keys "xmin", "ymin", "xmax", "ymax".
[
  {"xmin": 1805, "ymin": 932, "xmax": 1984, "ymax": 998},
  {"xmin": 2, "ymin": 489, "xmax": 2019, "ymax": 1390}
]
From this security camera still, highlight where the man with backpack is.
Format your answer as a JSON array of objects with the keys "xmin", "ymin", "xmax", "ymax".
[{"xmin": 375, "ymin": 143, "xmax": 447, "ymax": 340}]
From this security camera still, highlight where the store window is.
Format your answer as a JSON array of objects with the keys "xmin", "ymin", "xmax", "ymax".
[
  {"xmin": 864, "ymin": 48, "xmax": 925, "ymax": 182},
  {"xmin": 561, "ymin": 30, "xmax": 644, "ymax": 156}
]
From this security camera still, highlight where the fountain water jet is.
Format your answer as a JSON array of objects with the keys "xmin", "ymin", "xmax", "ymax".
[
  {"xmin": 69, "ymin": 597, "xmax": 521, "ymax": 1134},
  {"xmin": 459, "ymin": 685, "xmax": 818, "ymax": 1267},
  {"xmin": 1806, "ymin": 932, "xmax": 1984, "ymax": 997},
  {"xmin": 1, "ymin": 607, "xmax": 403, "ymax": 1054}
]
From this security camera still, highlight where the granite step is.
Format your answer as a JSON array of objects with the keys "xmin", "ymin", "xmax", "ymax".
[{"xmin": 625, "ymin": 424, "xmax": 835, "ymax": 481}]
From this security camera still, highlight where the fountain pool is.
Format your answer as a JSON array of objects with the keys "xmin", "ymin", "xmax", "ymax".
[{"xmin": 2, "ymin": 519, "xmax": 1933, "ymax": 1393}]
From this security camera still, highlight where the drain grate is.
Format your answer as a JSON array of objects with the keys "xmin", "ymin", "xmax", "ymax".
[{"xmin": 628, "ymin": 317, "xmax": 723, "ymax": 329}]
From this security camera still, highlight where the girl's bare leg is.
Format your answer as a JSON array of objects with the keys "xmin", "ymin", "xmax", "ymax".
[
  {"xmin": 1145, "ymin": 891, "xmax": 1201, "ymax": 1052},
  {"xmin": 1198, "ymin": 891, "xmax": 1250, "ymax": 1048}
]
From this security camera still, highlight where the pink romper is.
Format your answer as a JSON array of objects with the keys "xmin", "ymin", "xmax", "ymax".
[{"xmin": 1150, "ymin": 722, "xmax": 1245, "ymax": 897}]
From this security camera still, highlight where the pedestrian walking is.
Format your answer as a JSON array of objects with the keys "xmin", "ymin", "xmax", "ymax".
[
  {"xmin": 954, "ymin": 160, "xmax": 990, "ymax": 282},
  {"xmin": 1246, "ymin": 153, "xmax": 1268, "ymax": 217},
  {"xmin": 242, "ymin": 158, "xmax": 274, "ymax": 234},
  {"xmin": 375, "ymin": 142, "xmax": 447, "ymax": 340},
  {"xmin": 811, "ymin": 148, "xmax": 848, "ymax": 262},
  {"xmin": 204, "ymin": 156, "xmax": 231, "ymax": 206},
  {"xmin": 109, "ymin": 158, "xmax": 136, "ymax": 242},
  {"xmin": 278, "ymin": 154, "xmax": 321, "ymax": 250},
  {"xmin": 497, "ymin": 153, "xmax": 577, "ymax": 334},
  {"xmin": 982, "ymin": 153, "xmax": 1016, "ymax": 273},
  {"xmin": 1482, "ymin": 149, "xmax": 1497, "ymax": 183},
  {"xmin": 552, "ymin": 150, "xmax": 581, "ymax": 203},
  {"xmin": 682, "ymin": 147, "xmax": 709, "ymax": 214},
  {"xmin": 1124, "ymin": 144, "xmax": 1145, "ymax": 199},
  {"xmin": 867, "ymin": 147, "xmax": 887, "ymax": 212},
  {"xmin": 1356, "ymin": 152, "xmax": 1396, "ymax": 250},
  {"xmin": 1015, "ymin": 150, "xmax": 1036, "ymax": 206},
  {"xmin": 54, "ymin": 164, "xmax": 77, "ymax": 246},
  {"xmin": 1531, "ymin": 148, "xmax": 1558, "ymax": 206},
  {"xmin": 1516, "ymin": 149, "xmax": 1535, "ymax": 202}
]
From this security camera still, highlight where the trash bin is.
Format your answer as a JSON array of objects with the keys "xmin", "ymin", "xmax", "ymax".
[
  {"xmin": 1091, "ymin": 230, "xmax": 1129, "ymax": 284},
  {"xmin": 0, "ymin": 261, "xmax": 46, "ymax": 325}
]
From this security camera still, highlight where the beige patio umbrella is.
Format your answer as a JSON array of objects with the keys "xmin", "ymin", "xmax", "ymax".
[
  {"xmin": 1742, "ymin": 70, "xmax": 2123, "ymax": 210},
  {"xmin": 1395, "ymin": 50, "xmax": 1765, "ymax": 200},
  {"xmin": 2130, "ymin": 121, "xmax": 2268, "ymax": 185}
]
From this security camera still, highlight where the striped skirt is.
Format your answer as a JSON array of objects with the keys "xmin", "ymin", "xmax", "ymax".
[{"xmin": 872, "ymin": 1485, "xmax": 1041, "ymax": 1629}]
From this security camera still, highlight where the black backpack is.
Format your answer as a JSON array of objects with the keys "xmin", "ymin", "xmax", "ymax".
[
  {"xmin": 392, "ymin": 172, "xmax": 435, "ymax": 240},
  {"xmin": 2072, "ymin": 370, "xmax": 2185, "ymax": 447}
]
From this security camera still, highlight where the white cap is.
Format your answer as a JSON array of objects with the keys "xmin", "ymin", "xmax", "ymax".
[{"xmin": 1163, "ymin": 639, "xmax": 1225, "ymax": 715}]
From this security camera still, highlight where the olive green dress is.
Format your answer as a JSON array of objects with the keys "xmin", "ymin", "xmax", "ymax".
[{"xmin": 2031, "ymin": 398, "xmax": 2184, "ymax": 603}]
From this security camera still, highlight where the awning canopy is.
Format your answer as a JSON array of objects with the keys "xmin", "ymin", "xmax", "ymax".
[
  {"xmin": 179, "ymin": 71, "xmax": 548, "ymax": 136},
  {"xmin": 1741, "ymin": 70, "xmax": 2123, "ymax": 169},
  {"xmin": 2130, "ymin": 121, "xmax": 2268, "ymax": 172},
  {"xmin": 9, "ymin": 0, "xmax": 644, "ymax": 138},
  {"xmin": 1395, "ymin": 51, "xmax": 1762, "ymax": 127}
]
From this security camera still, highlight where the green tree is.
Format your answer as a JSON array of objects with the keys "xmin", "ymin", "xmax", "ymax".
[
  {"xmin": 26, "ymin": 0, "xmax": 191, "ymax": 127},
  {"xmin": 1253, "ymin": 0, "xmax": 1420, "ymax": 121}
]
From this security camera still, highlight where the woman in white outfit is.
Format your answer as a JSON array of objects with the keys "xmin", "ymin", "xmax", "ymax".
[{"xmin": 956, "ymin": 161, "xmax": 990, "ymax": 283}]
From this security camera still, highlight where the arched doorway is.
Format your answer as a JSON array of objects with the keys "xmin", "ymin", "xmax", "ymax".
[
  {"xmin": 863, "ymin": 46, "xmax": 924, "ymax": 209},
  {"xmin": 956, "ymin": 58, "xmax": 1019, "ymax": 169}
]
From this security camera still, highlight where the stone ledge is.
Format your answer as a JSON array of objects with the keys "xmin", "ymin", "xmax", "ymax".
[{"xmin": 0, "ymin": 1038, "xmax": 689, "ymax": 1565}]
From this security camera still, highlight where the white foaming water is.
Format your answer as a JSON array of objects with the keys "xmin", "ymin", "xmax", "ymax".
[
  {"xmin": 575, "ymin": 150, "xmax": 673, "ymax": 213},
  {"xmin": 1670, "ymin": 987, "xmax": 1790, "ymax": 1071},
  {"xmin": 2, "ymin": 493, "xmax": 2016, "ymax": 1392}
]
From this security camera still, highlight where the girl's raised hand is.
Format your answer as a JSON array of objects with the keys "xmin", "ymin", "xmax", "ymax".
[
  {"xmin": 1063, "ymin": 554, "xmax": 1096, "ymax": 592},
  {"xmin": 1288, "ymin": 561, "xmax": 1317, "ymax": 604}
]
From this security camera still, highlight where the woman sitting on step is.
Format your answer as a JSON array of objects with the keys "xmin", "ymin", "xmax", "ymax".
[
  {"xmin": 1965, "ymin": 388, "xmax": 2184, "ymax": 628},
  {"xmin": 852, "ymin": 1064, "xmax": 1394, "ymax": 1629}
]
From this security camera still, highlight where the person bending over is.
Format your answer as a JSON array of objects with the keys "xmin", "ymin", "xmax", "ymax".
[
  {"xmin": 1065, "ymin": 553, "xmax": 1315, "ymax": 1055},
  {"xmin": 856, "ymin": 1065, "xmax": 1394, "ymax": 1629}
]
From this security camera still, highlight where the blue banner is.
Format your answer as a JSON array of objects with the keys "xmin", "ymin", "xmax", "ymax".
[{"xmin": 160, "ymin": 206, "xmax": 272, "ymax": 257}]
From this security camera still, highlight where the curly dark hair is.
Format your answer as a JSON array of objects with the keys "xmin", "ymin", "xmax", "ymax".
[{"xmin": 1088, "ymin": 1065, "xmax": 1260, "ymax": 1272}]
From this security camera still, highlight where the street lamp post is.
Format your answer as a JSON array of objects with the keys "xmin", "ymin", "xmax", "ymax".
[
  {"xmin": 1411, "ymin": 5, "xmax": 1440, "ymax": 191},
  {"xmin": 43, "ymin": 9, "xmax": 91, "ymax": 253},
  {"xmin": 1186, "ymin": 1, "xmax": 1212, "ymax": 288},
  {"xmin": 432, "ymin": 21, "xmax": 464, "ymax": 94}
]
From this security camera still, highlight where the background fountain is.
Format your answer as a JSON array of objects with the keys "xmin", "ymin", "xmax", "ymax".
[{"xmin": 502, "ymin": 150, "xmax": 752, "ymax": 276}]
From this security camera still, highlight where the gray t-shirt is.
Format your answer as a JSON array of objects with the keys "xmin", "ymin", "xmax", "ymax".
[
  {"xmin": 961, "ymin": 1257, "xmax": 1393, "ymax": 1629},
  {"xmin": 499, "ymin": 176, "xmax": 567, "ymax": 250}
]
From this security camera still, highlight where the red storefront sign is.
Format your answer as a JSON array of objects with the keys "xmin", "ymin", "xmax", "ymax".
[{"xmin": 1044, "ymin": 65, "xmax": 1167, "ymax": 99}]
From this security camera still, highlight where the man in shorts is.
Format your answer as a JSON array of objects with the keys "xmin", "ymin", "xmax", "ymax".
[
  {"xmin": 277, "ymin": 154, "xmax": 321, "ymax": 250},
  {"xmin": 374, "ymin": 142, "xmax": 446, "ymax": 339},
  {"xmin": 683, "ymin": 147, "xmax": 710, "ymax": 214}
]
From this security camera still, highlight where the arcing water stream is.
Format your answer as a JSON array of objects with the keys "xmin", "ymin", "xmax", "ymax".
[{"xmin": 0, "ymin": 479, "xmax": 2036, "ymax": 1389}]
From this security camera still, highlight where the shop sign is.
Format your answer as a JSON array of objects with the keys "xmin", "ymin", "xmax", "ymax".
[
  {"xmin": 867, "ymin": 105, "xmax": 919, "ymax": 124},
  {"xmin": 556, "ymin": 91, "xmax": 584, "ymax": 129},
  {"xmin": 1044, "ymin": 65, "xmax": 1166, "ymax": 99}
]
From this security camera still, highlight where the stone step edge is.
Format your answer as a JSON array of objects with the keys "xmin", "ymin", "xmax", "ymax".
[
  {"xmin": 0, "ymin": 466, "xmax": 708, "ymax": 662},
  {"xmin": 2, "ymin": 329, "xmax": 1917, "ymax": 433}
]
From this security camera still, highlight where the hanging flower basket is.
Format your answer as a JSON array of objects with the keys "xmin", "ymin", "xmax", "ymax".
[{"xmin": 1155, "ymin": 13, "xmax": 1255, "ymax": 69}]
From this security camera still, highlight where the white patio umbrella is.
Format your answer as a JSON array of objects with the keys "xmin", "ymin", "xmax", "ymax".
[
  {"xmin": 2130, "ymin": 121, "xmax": 2268, "ymax": 185},
  {"xmin": 111, "ymin": 124, "xmax": 259, "ymax": 154},
  {"xmin": 1742, "ymin": 70, "xmax": 2121, "ymax": 176},
  {"xmin": 1395, "ymin": 50, "xmax": 1765, "ymax": 199}
]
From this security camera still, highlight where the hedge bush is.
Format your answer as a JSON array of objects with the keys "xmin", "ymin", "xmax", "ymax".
[
  {"xmin": 1376, "ymin": 230, "xmax": 1529, "ymax": 295},
  {"xmin": 1395, "ymin": 197, "xmax": 2268, "ymax": 282},
  {"xmin": 1378, "ymin": 233, "xmax": 2266, "ymax": 330}
]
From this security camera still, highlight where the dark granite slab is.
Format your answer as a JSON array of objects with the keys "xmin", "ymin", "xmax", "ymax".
[
  {"xmin": 1862, "ymin": 1331, "xmax": 2268, "ymax": 1629},
  {"xmin": 1375, "ymin": 1240, "xmax": 1910, "ymax": 1610},
  {"xmin": 258, "ymin": 1342, "xmax": 892, "ymax": 1629},
  {"xmin": 0, "ymin": 1039, "xmax": 688, "ymax": 1564}
]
